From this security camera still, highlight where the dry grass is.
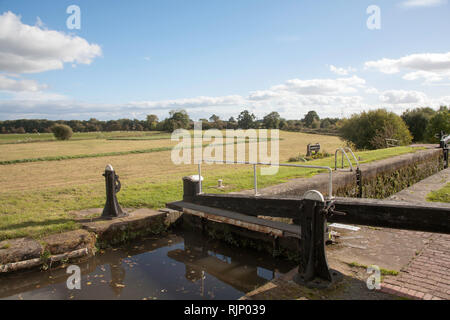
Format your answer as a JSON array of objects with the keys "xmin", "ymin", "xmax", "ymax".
[
  {"xmin": 0, "ymin": 138, "xmax": 177, "ymax": 162},
  {"xmin": 0, "ymin": 131, "xmax": 344, "ymax": 192}
]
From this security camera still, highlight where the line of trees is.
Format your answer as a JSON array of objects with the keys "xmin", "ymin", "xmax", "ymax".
[
  {"xmin": 0, "ymin": 109, "xmax": 340, "ymax": 134},
  {"xmin": 1, "ymin": 106, "xmax": 448, "ymax": 148}
]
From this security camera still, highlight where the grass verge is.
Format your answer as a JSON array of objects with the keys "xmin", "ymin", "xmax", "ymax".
[
  {"xmin": 346, "ymin": 262, "xmax": 399, "ymax": 276},
  {"xmin": 427, "ymin": 182, "xmax": 450, "ymax": 203}
]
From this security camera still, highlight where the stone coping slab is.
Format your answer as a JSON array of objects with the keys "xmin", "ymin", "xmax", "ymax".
[
  {"xmin": 0, "ymin": 238, "xmax": 43, "ymax": 265},
  {"xmin": 41, "ymin": 229, "xmax": 96, "ymax": 255}
]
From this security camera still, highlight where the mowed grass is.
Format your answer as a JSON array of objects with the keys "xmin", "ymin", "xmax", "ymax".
[
  {"xmin": 0, "ymin": 138, "xmax": 177, "ymax": 162},
  {"xmin": 0, "ymin": 131, "xmax": 169, "ymax": 144},
  {"xmin": 427, "ymin": 183, "xmax": 450, "ymax": 203},
  {"xmin": 0, "ymin": 129, "xmax": 419, "ymax": 240}
]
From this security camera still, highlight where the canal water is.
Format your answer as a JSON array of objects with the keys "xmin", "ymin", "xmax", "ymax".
[{"xmin": 0, "ymin": 230, "xmax": 296, "ymax": 300}]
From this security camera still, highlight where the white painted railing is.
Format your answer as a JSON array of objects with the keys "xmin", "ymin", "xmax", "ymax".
[{"xmin": 197, "ymin": 160, "xmax": 334, "ymax": 199}]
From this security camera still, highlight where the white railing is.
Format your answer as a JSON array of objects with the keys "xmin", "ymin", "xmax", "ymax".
[{"xmin": 197, "ymin": 160, "xmax": 334, "ymax": 199}]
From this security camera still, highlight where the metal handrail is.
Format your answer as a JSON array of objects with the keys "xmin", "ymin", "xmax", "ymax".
[
  {"xmin": 343, "ymin": 147, "xmax": 360, "ymax": 170},
  {"xmin": 334, "ymin": 148, "xmax": 353, "ymax": 171},
  {"xmin": 197, "ymin": 160, "xmax": 334, "ymax": 199},
  {"xmin": 334, "ymin": 147, "xmax": 359, "ymax": 171}
]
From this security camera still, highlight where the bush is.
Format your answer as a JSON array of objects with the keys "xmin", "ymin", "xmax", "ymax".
[
  {"xmin": 401, "ymin": 107, "xmax": 436, "ymax": 142},
  {"xmin": 51, "ymin": 124, "xmax": 73, "ymax": 140},
  {"xmin": 424, "ymin": 106, "xmax": 450, "ymax": 143},
  {"xmin": 339, "ymin": 109, "xmax": 412, "ymax": 150},
  {"xmin": 288, "ymin": 151, "xmax": 331, "ymax": 162}
]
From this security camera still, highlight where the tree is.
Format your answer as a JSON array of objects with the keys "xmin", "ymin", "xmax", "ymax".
[
  {"xmin": 209, "ymin": 114, "xmax": 220, "ymax": 123},
  {"xmin": 146, "ymin": 114, "xmax": 159, "ymax": 130},
  {"xmin": 105, "ymin": 120, "xmax": 121, "ymax": 131},
  {"xmin": 51, "ymin": 124, "xmax": 73, "ymax": 140},
  {"xmin": 227, "ymin": 117, "xmax": 237, "ymax": 129},
  {"xmin": 303, "ymin": 111, "xmax": 320, "ymax": 128},
  {"xmin": 209, "ymin": 114, "xmax": 224, "ymax": 129},
  {"xmin": 237, "ymin": 110, "xmax": 256, "ymax": 129},
  {"xmin": 339, "ymin": 109, "xmax": 412, "ymax": 150},
  {"xmin": 401, "ymin": 107, "xmax": 436, "ymax": 142},
  {"xmin": 320, "ymin": 119, "xmax": 331, "ymax": 129},
  {"xmin": 162, "ymin": 110, "xmax": 190, "ymax": 131},
  {"xmin": 262, "ymin": 112, "xmax": 281, "ymax": 129},
  {"xmin": 311, "ymin": 119, "xmax": 320, "ymax": 129},
  {"xmin": 425, "ymin": 106, "xmax": 450, "ymax": 143}
]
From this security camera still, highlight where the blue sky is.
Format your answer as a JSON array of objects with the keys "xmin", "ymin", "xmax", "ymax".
[{"xmin": 0, "ymin": 0, "xmax": 449, "ymax": 120}]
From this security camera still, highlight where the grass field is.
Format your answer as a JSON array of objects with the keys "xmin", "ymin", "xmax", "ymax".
[
  {"xmin": 0, "ymin": 130, "xmax": 420, "ymax": 240},
  {"xmin": 0, "ymin": 131, "xmax": 170, "ymax": 144}
]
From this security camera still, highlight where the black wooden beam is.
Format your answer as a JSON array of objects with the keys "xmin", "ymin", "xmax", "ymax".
[
  {"xmin": 188, "ymin": 193, "xmax": 303, "ymax": 219},
  {"xmin": 177, "ymin": 189, "xmax": 450, "ymax": 234},
  {"xmin": 332, "ymin": 197, "xmax": 450, "ymax": 234}
]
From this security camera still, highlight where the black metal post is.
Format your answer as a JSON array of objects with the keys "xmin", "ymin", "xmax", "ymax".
[
  {"xmin": 294, "ymin": 199, "xmax": 341, "ymax": 288},
  {"xmin": 356, "ymin": 167, "xmax": 363, "ymax": 198},
  {"xmin": 439, "ymin": 131, "xmax": 449, "ymax": 169},
  {"xmin": 102, "ymin": 164, "xmax": 126, "ymax": 219},
  {"xmin": 182, "ymin": 175, "xmax": 202, "ymax": 201}
]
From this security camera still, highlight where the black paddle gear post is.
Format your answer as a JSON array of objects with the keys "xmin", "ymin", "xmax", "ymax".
[
  {"xmin": 102, "ymin": 164, "xmax": 127, "ymax": 219},
  {"xmin": 294, "ymin": 190, "xmax": 344, "ymax": 288}
]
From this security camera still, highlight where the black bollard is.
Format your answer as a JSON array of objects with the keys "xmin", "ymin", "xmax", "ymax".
[
  {"xmin": 182, "ymin": 175, "xmax": 202, "ymax": 202},
  {"xmin": 102, "ymin": 164, "xmax": 127, "ymax": 219}
]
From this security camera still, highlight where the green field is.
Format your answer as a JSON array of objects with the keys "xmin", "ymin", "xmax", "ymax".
[{"xmin": 0, "ymin": 130, "xmax": 421, "ymax": 240}]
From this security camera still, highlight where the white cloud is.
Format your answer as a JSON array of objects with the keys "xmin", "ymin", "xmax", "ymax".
[
  {"xmin": 0, "ymin": 11, "xmax": 102, "ymax": 74},
  {"xmin": 35, "ymin": 16, "xmax": 44, "ymax": 28},
  {"xmin": 329, "ymin": 65, "xmax": 357, "ymax": 76},
  {"xmin": 365, "ymin": 87, "xmax": 379, "ymax": 94},
  {"xmin": 0, "ymin": 72, "xmax": 447, "ymax": 121},
  {"xmin": 131, "ymin": 95, "xmax": 245, "ymax": 109},
  {"xmin": 0, "ymin": 74, "xmax": 46, "ymax": 92},
  {"xmin": 378, "ymin": 90, "xmax": 427, "ymax": 104},
  {"xmin": 401, "ymin": 0, "xmax": 447, "ymax": 8},
  {"xmin": 365, "ymin": 52, "xmax": 450, "ymax": 83},
  {"xmin": 9, "ymin": 91, "xmax": 68, "ymax": 101},
  {"xmin": 252, "ymin": 76, "xmax": 366, "ymax": 98}
]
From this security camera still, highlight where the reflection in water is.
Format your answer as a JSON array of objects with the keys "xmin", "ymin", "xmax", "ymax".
[{"xmin": 0, "ymin": 230, "xmax": 295, "ymax": 300}]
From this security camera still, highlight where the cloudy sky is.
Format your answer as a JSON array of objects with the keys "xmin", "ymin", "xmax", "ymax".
[{"xmin": 0, "ymin": 0, "xmax": 449, "ymax": 121}]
